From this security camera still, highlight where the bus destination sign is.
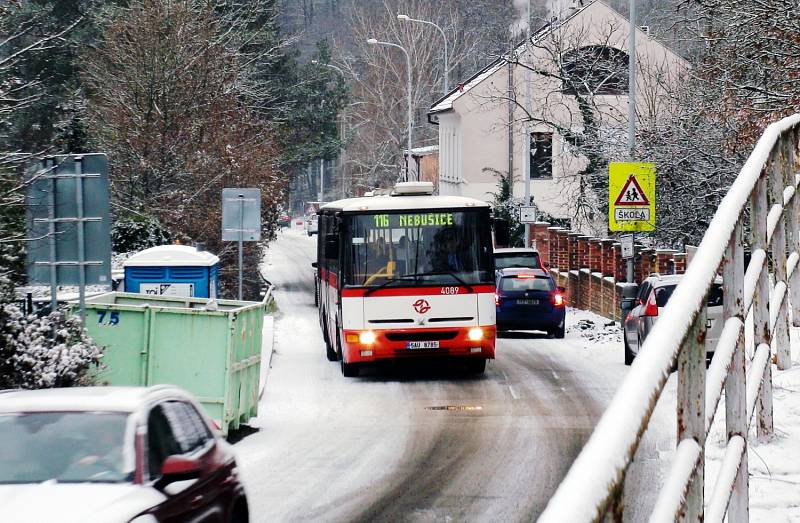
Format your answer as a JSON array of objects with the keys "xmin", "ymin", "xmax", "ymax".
[{"xmin": 373, "ymin": 213, "xmax": 454, "ymax": 228}]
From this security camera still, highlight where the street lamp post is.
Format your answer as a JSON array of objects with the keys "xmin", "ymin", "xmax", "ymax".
[
  {"xmin": 397, "ymin": 14, "xmax": 448, "ymax": 93},
  {"xmin": 312, "ymin": 60, "xmax": 348, "ymax": 198},
  {"xmin": 367, "ymin": 38, "xmax": 414, "ymax": 181}
]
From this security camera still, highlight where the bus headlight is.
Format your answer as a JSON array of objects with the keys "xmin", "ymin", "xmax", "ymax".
[
  {"xmin": 359, "ymin": 331, "xmax": 376, "ymax": 344},
  {"xmin": 468, "ymin": 328, "xmax": 483, "ymax": 341}
]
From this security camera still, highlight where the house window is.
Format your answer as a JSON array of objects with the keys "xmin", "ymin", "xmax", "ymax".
[
  {"xmin": 562, "ymin": 46, "xmax": 629, "ymax": 95},
  {"xmin": 530, "ymin": 132, "xmax": 553, "ymax": 179}
]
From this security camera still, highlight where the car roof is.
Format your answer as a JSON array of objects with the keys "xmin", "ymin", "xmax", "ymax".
[
  {"xmin": 0, "ymin": 386, "xmax": 191, "ymax": 414},
  {"xmin": 493, "ymin": 248, "xmax": 539, "ymax": 255},
  {"xmin": 644, "ymin": 273, "xmax": 723, "ymax": 287},
  {"xmin": 497, "ymin": 267, "xmax": 550, "ymax": 277}
]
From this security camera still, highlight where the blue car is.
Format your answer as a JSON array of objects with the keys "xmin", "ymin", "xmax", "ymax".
[{"xmin": 495, "ymin": 268, "xmax": 566, "ymax": 338}]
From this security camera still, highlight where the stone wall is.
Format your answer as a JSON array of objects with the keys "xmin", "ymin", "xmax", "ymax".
[{"xmin": 527, "ymin": 222, "xmax": 687, "ymax": 320}]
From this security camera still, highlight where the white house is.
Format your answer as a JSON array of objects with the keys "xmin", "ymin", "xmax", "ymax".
[{"xmin": 428, "ymin": 0, "xmax": 687, "ymax": 233}]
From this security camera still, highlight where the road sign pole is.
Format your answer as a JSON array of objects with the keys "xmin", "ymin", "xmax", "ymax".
[
  {"xmin": 238, "ymin": 195, "xmax": 244, "ymax": 301},
  {"xmin": 627, "ymin": 233, "xmax": 635, "ymax": 283},
  {"xmin": 46, "ymin": 158, "xmax": 58, "ymax": 313},
  {"xmin": 75, "ymin": 157, "xmax": 86, "ymax": 323}
]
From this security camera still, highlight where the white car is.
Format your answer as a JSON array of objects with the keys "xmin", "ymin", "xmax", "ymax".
[
  {"xmin": 305, "ymin": 214, "xmax": 318, "ymax": 236},
  {"xmin": 621, "ymin": 273, "xmax": 723, "ymax": 365},
  {"xmin": 0, "ymin": 386, "xmax": 249, "ymax": 523}
]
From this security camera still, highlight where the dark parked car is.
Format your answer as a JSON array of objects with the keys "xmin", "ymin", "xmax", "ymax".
[
  {"xmin": 0, "ymin": 386, "xmax": 249, "ymax": 523},
  {"xmin": 495, "ymin": 267, "xmax": 566, "ymax": 338},
  {"xmin": 493, "ymin": 247, "xmax": 544, "ymax": 271}
]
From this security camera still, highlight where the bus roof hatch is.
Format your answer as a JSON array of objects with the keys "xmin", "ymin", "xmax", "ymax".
[{"xmin": 393, "ymin": 181, "xmax": 434, "ymax": 196}]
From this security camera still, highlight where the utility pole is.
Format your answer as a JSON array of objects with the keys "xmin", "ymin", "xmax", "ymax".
[
  {"xmin": 524, "ymin": 0, "xmax": 532, "ymax": 248},
  {"xmin": 318, "ymin": 158, "xmax": 324, "ymax": 204},
  {"xmin": 626, "ymin": 0, "xmax": 637, "ymax": 283}
]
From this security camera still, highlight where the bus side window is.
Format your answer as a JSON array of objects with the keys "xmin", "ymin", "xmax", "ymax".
[{"xmin": 318, "ymin": 214, "xmax": 328, "ymax": 274}]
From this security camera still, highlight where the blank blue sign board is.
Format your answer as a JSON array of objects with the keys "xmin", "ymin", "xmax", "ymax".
[
  {"xmin": 25, "ymin": 154, "xmax": 111, "ymax": 286},
  {"xmin": 222, "ymin": 188, "xmax": 261, "ymax": 242}
]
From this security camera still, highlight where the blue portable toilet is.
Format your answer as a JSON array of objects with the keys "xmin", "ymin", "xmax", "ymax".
[{"xmin": 124, "ymin": 245, "xmax": 220, "ymax": 298}]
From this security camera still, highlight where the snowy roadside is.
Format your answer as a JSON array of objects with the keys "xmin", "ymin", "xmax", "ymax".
[{"xmin": 565, "ymin": 307, "xmax": 800, "ymax": 521}]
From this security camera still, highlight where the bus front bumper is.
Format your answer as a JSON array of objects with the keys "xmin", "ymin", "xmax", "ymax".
[{"xmin": 342, "ymin": 326, "xmax": 496, "ymax": 363}]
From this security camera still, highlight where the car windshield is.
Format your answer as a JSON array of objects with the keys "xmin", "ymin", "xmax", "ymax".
[
  {"xmin": 654, "ymin": 283, "xmax": 723, "ymax": 308},
  {"xmin": 500, "ymin": 276, "xmax": 553, "ymax": 292},
  {"xmin": 494, "ymin": 253, "xmax": 541, "ymax": 270},
  {"xmin": 0, "ymin": 411, "xmax": 132, "ymax": 484}
]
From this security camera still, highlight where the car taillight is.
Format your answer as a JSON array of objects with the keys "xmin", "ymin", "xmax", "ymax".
[
  {"xmin": 495, "ymin": 293, "xmax": 501, "ymax": 307},
  {"xmin": 643, "ymin": 291, "xmax": 658, "ymax": 317},
  {"xmin": 552, "ymin": 292, "xmax": 564, "ymax": 307}
]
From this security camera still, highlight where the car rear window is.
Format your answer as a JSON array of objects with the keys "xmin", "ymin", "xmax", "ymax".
[
  {"xmin": 500, "ymin": 276, "xmax": 553, "ymax": 292},
  {"xmin": 494, "ymin": 253, "xmax": 541, "ymax": 270},
  {"xmin": 653, "ymin": 283, "xmax": 723, "ymax": 307}
]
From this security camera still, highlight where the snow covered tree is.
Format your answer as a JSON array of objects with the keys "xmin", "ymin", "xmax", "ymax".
[{"xmin": 0, "ymin": 304, "xmax": 103, "ymax": 389}]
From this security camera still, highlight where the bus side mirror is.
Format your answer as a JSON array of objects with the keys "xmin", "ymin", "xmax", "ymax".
[{"xmin": 324, "ymin": 236, "xmax": 338, "ymax": 259}]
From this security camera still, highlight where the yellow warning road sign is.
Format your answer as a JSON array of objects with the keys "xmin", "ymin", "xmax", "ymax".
[{"xmin": 609, "ymin": 162, "xmax": 656, "ymax": 232}]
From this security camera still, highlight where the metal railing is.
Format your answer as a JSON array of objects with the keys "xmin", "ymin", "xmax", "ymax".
[{"xmin": 539, "ymin": 114, "xmax": 800, "ymax": 522}]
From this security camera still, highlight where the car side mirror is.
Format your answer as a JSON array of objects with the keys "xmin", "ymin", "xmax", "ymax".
[
  {"xmin": 311, "ymin": 261, "xmax": 318, "ymax": 268},
  {"xmin": 157, "ymin": 455, "xmax": 202, "ymax": 489},
  {"xmin": 544, "ymin": 262, "xmax": 551, "ymax": 269},
  {"xmin": 620, "ymin": 298, "xmax": 637, "ymax": 312}
]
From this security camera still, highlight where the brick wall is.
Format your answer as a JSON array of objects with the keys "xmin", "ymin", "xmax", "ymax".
[{"xmin": 529, "ymin": 222, "xmax": 687, "ymax": 320}]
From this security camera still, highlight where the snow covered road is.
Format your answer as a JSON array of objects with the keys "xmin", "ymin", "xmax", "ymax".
[{"xmin": 234, "ymin": 226, "xmax": 665, "ymax": 522}]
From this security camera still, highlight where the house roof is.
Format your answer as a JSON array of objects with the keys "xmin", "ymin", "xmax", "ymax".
[
  {"xmin": 429, "ymin": 3, "xmax": 589, "ymax": 115},
  {"xmin": 428, "ymin": 0, "xmax": 686, "ymax": 117}
]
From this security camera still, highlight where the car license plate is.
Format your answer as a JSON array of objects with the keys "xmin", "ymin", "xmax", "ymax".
[
  {"xmin": 407, "ymin": 341, "xmax": 439, "ymax": 349},
  {"xmin": 517, "ymin": 299, "xmax": 539, "ymax": 305}
]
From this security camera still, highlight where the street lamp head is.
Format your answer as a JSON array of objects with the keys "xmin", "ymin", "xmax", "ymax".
[
  {"xmin": 397, "ymin": 14, "xmax": 410, "ymax": 21},
  {"xmin": 366, "ymin": 38, "xmax": 378, "ymax": 45},
  {"xmin": 311, "ymin": 59, "xmax": 319, "ymax": 64}
]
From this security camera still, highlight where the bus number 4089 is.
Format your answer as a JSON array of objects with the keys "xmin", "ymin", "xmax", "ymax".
[{"xmin": 440, "ymin": 287, "xmax": 460, "ymax": 295}]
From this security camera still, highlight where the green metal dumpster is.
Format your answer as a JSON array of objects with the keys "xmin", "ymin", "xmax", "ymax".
[{"xmin": 72, "ymin": 292, "xmax": 265, "ymax": 435}]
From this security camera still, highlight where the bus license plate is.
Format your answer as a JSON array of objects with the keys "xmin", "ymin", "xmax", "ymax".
[
  {"xmin": 407, "ymin": 341, "xmax": 439, "ymax": 349},
  {"xmin": 517, "ymin": 299, "xmax": 539, "ymax": 305}
]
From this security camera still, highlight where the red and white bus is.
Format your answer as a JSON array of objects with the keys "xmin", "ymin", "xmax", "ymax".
[{"xmin": 314, "ymin": 182, "xmax": 496, "ymax": 377}]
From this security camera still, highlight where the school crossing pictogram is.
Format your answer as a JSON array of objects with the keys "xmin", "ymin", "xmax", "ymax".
[{"xmin": 613, "ymin": 175, "xmax": 650, "ymax": 206}]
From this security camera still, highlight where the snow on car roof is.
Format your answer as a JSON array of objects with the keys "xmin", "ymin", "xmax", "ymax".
[
  {"xmin": 497, "ymin": 267, "xmax": 549, "ymax": 277},
  {"xmin": 494, "ymin": 248, "xmax": 540, "ymax": 254},
  {"xmin": 321, "ymin": 194, "xmax": 490, "ymax": 213},
  {"xmin": 0, "ymin": 386, "xmax": 180, "ymax": 414}
]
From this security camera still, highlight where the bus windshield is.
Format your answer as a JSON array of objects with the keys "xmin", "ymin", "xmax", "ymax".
[{"xmin": 344, "ymin": 210, "xmax": 493, "ymax": 287}]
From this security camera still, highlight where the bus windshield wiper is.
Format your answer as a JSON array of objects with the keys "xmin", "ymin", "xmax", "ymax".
[
  {"xmin": 362, "ymin": 272, "xmax": 474, "ymax": 296},
  {"xmin": 363, "ymin": 277, "xmax": 404, "ymax": 297},
  {"xmin": 401, "ymin": 271, "xmax": 474, "ymax": 293}
]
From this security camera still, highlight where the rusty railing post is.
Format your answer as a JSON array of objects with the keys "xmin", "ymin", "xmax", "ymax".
[
  {"xmin": 769, "ymin": 148, "xmax": 791, "ymax": 369},
  {"xmin": 788, "ymin": 130, "xmax": 800, "ymax": 328},
  {"xmin": 751, "ymin": 174, "xmax": 774, "ymax": 439},
  {"xmin": 677, "ymin": 308, "xmax": 707, "ymax": 521},
  {"xmin": 723, "ymin": 224, "xmax": 748, "ymax": 522}
]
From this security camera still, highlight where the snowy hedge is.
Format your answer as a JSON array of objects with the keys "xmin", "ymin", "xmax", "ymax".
[
  {"xmin": 0, "ymin": 304, "xmax": 103, "ymax": 389},
  {"xmin": 111, "ymin": 216, "xmax": 171, "ymax": 254}
]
